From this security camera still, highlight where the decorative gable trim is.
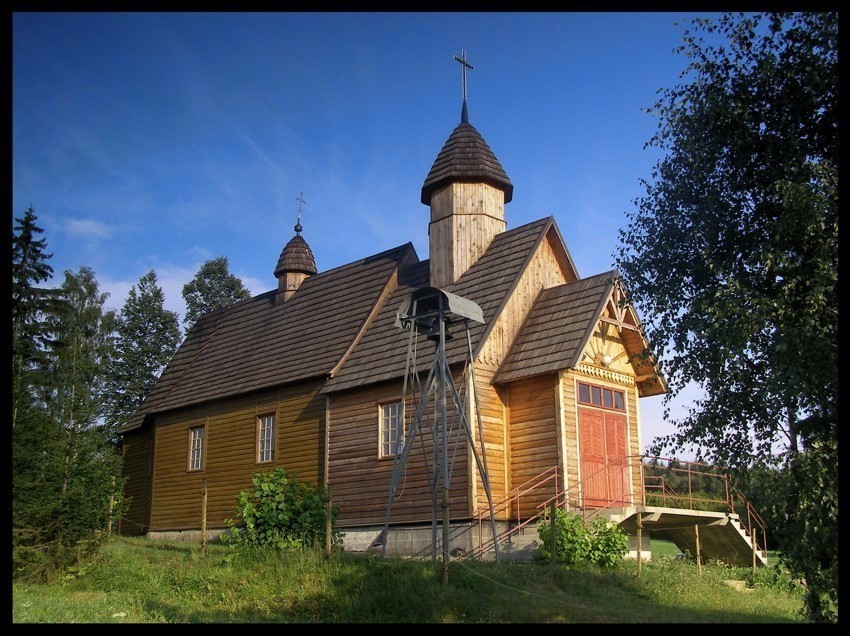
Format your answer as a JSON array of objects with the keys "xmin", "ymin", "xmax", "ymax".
[{"xmin": 575, "ymin": 362, "xmax": 636, "ymax": 387}]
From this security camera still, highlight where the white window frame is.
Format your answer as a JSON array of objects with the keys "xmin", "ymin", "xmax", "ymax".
[
  {"xmin": 188, "ymin": 426, "xmax": 205, "ymax": 471},
  {"xmin": 257, "ymin": 413, "xmax": 276, "ymax": 464},
  {"xmin": 379, "ymin": 401, "xmax": 404, "ymax": 458}
]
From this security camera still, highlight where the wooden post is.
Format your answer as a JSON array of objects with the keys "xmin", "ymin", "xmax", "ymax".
[
  {"xmin": 106, "ymin": 475, "xmax": 116, "ymax": 534},
  {"xmin": 694, "ymin": 524, "xmax": 702, "ymax": 575},
  {"xmin": 636, "ymin": 514, "xmax": 643, "ymax": 576},
  {"xmin": 550, "ymin": 499, "xmax": 557, "ymax": 566},
  {"xmin": 325, "ymin": 486, "xmax": 333, "ymax": 559},
  {"xmin": 752, "ymin": 529, "xmax": 758, "ymax": 577},
  {"xmin": 201, "ymin": 479, "xmax": 208, "ymax": 554},
  {"xmin": 442, "ymin": 488, "xmax": 450, "ymax": 586}
]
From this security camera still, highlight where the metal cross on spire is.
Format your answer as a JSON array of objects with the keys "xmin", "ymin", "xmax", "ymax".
[
  {"xmin": 453, "ymin": 50, "xmax": 474, "ymax": 123},
  {"xmin": 295, "ymin": 192, "xmax": 306, "ymax": 234}
]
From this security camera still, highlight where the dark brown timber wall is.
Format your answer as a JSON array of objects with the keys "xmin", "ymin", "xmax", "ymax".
[
  {"xmin": 147, "ymin": 381, "xmax": 325, "ymax": 532},
  {"xmin": 119, "ymin": 426, "xmax": 154, "ymax": 536},
  {"xmin": 328, "ymin": 378, "xmax": 471, "ymax": 527}
]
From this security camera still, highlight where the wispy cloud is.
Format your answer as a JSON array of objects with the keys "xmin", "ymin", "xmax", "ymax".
[{"xmin": 63, "ymin": 217, "xmax": 114, "ymax": 240}]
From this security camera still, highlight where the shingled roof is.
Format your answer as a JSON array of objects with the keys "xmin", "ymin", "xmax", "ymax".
[
  {"xmin": 121, "ymin": 243, "xmax": 416, "ymax": 432},
  {"xmin": 492, "ymin": 271, "xmax": 667, "ymax": 396},
  {"xmin": 421, "ymin": 122, "xmax": 513, "ymax": 204},
  {"xmin": 493, "ymin": 271, "xmax": 617, "ymax": 384},
  {"xmin": 323, "ymin": 217, "xmax": 552, "ymax": 394},
  {"xmin": 274, "ymin": 233, "xmax": 317, "ymax": 277}
]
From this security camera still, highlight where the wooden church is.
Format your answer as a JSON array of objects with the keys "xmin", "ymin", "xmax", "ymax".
[{"xmin": 120, "ymin": 60, "xmax": 765, "ymax": 565}]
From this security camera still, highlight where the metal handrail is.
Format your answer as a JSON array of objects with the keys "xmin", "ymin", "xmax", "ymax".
[{"xmin": 465, "ymin": 454, "xmax": 768, "ymax": 559}]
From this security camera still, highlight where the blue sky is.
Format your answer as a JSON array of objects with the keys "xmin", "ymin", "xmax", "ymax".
[{"xmin": 13, "ymin": 11, "xmax": 715, "ymax": 450}]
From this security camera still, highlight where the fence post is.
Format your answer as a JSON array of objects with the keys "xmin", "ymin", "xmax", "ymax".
[
  {"xmin": 201, "ymin": 479, "xmax": 208, "ymax": 554},
  {"xmin": 550, "ymin": 498, "xmax": 557, "ymax": 566},
  {"xmin": 326, "ymin": 485, "xmax": 333, "ymax": 559},
  {"xmin": 636, "ymin": 513, "xmax": 643, "ymax": 576},
  {"xmin": 694, "ymin": 524, "xmax": 702, "ymax": 575},
  {"xmin": 751, "ymin": 510, "xmax": 758, "ymax": 577},
  {"xmin": 107, "ymin": 475, "xmax": 116, "ymax": 534}
]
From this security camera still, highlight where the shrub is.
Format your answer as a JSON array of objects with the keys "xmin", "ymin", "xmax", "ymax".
[
  {"xmin": 222, "ymin": 468, "xmax": 342, "ymax": 551},
  {"xmin": 536, "ymin": 508, "xmax": 628, "ymax": 568},
  {"xmin": 587, "ymin": 517, "xmax": 630, "ymax": 568}
]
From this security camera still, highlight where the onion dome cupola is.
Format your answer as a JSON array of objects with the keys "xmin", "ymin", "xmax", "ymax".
[
  {"xmin": 420, "ymin": 120, "xmax": 514, "ymax": 206},
  {"xmin": 274, "ymin": 194, "xmax": 317, "ymax": 305},
  {"xmin": 423, "ymin": 50, "xmax": 513, "ymax": 289}
]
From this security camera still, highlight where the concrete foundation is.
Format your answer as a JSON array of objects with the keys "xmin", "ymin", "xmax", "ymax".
[{"xmin": 625, "ymin": 532, "xmax": 652, "ymax": 561}]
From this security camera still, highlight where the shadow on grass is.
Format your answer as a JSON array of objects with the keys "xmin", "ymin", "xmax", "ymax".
[{"xmin": 138, "ymin": 554, "xmax": 803, "ymax": 624}]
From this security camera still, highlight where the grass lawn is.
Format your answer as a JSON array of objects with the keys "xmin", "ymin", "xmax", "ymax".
[{"xmin": 12, "ymin": 536, "xmax": 806, "ymax": 623}]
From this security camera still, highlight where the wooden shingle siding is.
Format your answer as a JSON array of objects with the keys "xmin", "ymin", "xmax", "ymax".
[
  {"xmin": 507, "ymin": 374, "xmax": 559, "ymax": 519},
  {"xmin": 328, "ymin": 379, "xmax": 471, "ymax": 527},
  {"xmin": 120, "ymin": 427, "xmax": 153, "ymax": 535},
  {"xmin": 147, "ymin": 381, "xmax": 325, "ymax": 532}
]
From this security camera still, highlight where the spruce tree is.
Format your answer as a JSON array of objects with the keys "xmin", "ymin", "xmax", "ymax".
[
  {"xmin": 182, "ymin": 255, "xmax": 251, "ymax": 334},
  {"xmin": 13, "ymin": 267, "xmax": 122, "ymax": 580},
  {"xmin": 105, "ymin": 270, "xmax": 181, "ymax": 430},
  {"xmin": 11, "ymin": 205, "xmax": 62, "ymax": 430}
]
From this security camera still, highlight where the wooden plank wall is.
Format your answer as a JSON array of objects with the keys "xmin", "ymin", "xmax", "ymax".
[
  {"xmin": 507, "ymin": 373, "xmax": 560, "ymax": 519},
  {"xmin": 470, "ymin": 366, "xmax": 509, "ymax": 519},
  {"xmin": 148, "ymin": 381, "xmax": 325, "ymax": 532},
  {"xmin": 328, "ymin": 378, "xmax": 471, "ymax": 527},
  {"xmin": 559, "ymin": 372, "xmax": 580, "ymax": 503},
  {"xmin": 477, "ymin": 231, "xmax": 569, "ymax": 367},
  {"xmin": 627, "ymin": 384, "xmax": 642, "ymax": 498},
  {"xmin": 428, "ymin": 182, "xmax": 505, "ymax": 289},
  {"xmin": 119, "ymin": 427, "xmax": 153, "ymax": 536}
]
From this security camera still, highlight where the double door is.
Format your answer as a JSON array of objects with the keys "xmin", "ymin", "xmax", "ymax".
[{"xmin": 578, "ymin": 406, "xmax": 630, "ymax": 508}]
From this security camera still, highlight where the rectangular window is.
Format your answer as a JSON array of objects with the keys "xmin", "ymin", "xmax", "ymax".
[
  {"xmin": 257, "ymin": 414, "xmax": 276, "ymax": 463},
  {"xmin": 591, "ymin": 385, "xmax": 602, "ymax": 406},
  {"xmin": 577, "ymin": 381, "xmax": 626, "ymax": 412},
  {"xmin": 613, "ymin": 392, "xmax": 625, "ymax": 410},
  {"xmin": 380, "ymin": 402, "xmax": 404, "ymax": 458},
  {"xmin": 188, "ymin": 426, "xmax": 205, "ymax": 471}
]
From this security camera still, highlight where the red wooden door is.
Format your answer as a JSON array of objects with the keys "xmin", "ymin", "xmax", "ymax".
[
  {"xmin": 604, "ymin": 412, "xmax": 629, "ymax": 505},
  {"xmin": 579, "ymin": 408, "xmax": 607, "ymax": 507},
  {"xmin": 579, "ymin": 407, "xmax": 629, "ymax": 508}
]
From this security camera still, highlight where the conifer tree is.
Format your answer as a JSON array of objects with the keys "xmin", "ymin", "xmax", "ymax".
[
  {"xmin": 13, "ymin": 267, "xmax": 121, "ymax": 580},
  {"xmin": 11, "ymin": 205, "xmax": 62, "ymax": 430},
  {"xmin": 182, "ymin": 256, "xmax": 251, "ymax": 334},
  {"xmin": 105, "ymin": 270, "xmax": 181, "ymax": 430}
]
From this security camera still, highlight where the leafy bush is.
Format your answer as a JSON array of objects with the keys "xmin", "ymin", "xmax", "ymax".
[
  {"xmin": 587, "ymin": 517, "xmax": 630, "ymax": 568},
  {"xmin": 222, "ymin": 468, "xmax": 342, "ymax": 551},
  {"xmin": 749, "ymin": 562, "xmax": 805, "ymax": 596},
  {"xmin": 536, "ymin": 508, "xmax": 628, "ymax": 568}
]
